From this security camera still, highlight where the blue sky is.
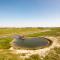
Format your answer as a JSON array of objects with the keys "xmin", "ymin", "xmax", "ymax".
[{"xmin": 0, "ymin": 0, "xmax": 60, "ymax": 27}]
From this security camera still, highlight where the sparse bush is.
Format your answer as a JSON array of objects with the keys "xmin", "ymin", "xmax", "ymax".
[
  {"xmin": 25, "ymin": 54, "xmax": 42, "ymax": 60},
  {"xmin": 44, "ymin": 47, "xmax": 60, "ymax": 60},
  {"xmin": 0, "ymin": 50, "xmax": 21, "ymax": 60}
]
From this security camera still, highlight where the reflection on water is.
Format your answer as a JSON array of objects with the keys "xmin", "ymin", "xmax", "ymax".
[{"xmin": 12, "ymin": 37, "xmax": 50, "ymax": 49}]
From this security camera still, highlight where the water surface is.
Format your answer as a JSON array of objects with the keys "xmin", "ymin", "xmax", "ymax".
[{"xmin": 12, "ymin": 37, "xmax": 51, "ymax": 49}]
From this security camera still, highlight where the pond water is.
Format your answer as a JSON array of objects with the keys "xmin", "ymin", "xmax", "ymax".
[{"xmin": 12, "ymin": 37, "xmax": 51, "ymax": 49}]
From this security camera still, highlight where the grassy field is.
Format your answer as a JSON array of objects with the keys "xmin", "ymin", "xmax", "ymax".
[
  {"xmin": 0, "ymin": 27, "xmax": 60, "ymax": 36},
  {"xmin": 0, "ymin": 28, "xmax": 47, "ymax": 36},
  {"xmin": 0, "ymin": 37, "xmax": 12, "ymax": 49},
  {"xmin": 0, "ymin": 27, "xmax": 60, "ymax": 60}
]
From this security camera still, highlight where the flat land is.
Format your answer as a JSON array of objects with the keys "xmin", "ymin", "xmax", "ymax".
[{"xmin": 0, "ymin": 27, "xmax": 60, "ymax": 60}]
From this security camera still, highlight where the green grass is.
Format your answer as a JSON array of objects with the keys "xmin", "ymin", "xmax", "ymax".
[
  {"xmin": 25, "ymin": 54, "xmax": 42, "ymax": 60},
  {"xmin": 0, "ymin": 28, "xmax": 46, "ymax": 36},
  {"xmin": 0, "ymin": 50, "xmax": 21, "ymax": 60},
  {"xmin": 0, "ymin": 27, "xmax": 60, "ymax": 60},
  {"xmin": 27, "ymin": 28, "xmax": 60, "ymax": 37},
  {"xmin": 0, "ymin": 27, "xmax": 60, "ymax": 37},
  {"xmin": 0, "ymin": 37, "xmax": 12, "ymax": 49}
]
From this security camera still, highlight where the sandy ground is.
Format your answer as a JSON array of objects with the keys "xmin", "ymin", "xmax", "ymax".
[{"xmin": 9, "ymin": 36, "xmax": 60, "ymax": 58}]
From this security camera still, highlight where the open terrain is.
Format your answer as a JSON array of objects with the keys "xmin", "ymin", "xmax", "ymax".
[{"xmin": 0, "ymin": 27, "xmax": 60, "ymax": 60}]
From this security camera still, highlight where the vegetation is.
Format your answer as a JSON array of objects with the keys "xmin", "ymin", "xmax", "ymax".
[
  {"xmin": 0, "ymin": 37, "xmax": 12, "ymax": 49},
  {"xmin": 0, "ymin": 27, "xmax": 60, "ymax": 60},
  {"xmin": 0, "ymin": 47, "xmax": 60, "ymax": 60},
  {"xmin": 0, "ymin": 27, "xmax": 60, "ymax": 37},
  {"xmin": 25, "ymin": 54, "xmax": 42, "ymax": 60},
  {"xmin": 0, "ymin": 28, "xmax": 47, "ymax": 36},
  {"xmin": 44, "ymin": 47, "xmax": 60, "ymax": 60},
  {"xmin": 25, "ymin": 47, "xmax": 60, "ymax": 60},
  {"xmin": 0, "ymin": 50, "xmax": 21, "ymax": 60},
  {"xmin": 27, "ymin": 28, "xmax": 60, "ymax": 37}
]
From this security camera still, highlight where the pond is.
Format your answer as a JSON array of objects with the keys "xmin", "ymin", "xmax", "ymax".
[{"xmin": 12, "ymin": 37, "xmax": 52, "ymax": 49}]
